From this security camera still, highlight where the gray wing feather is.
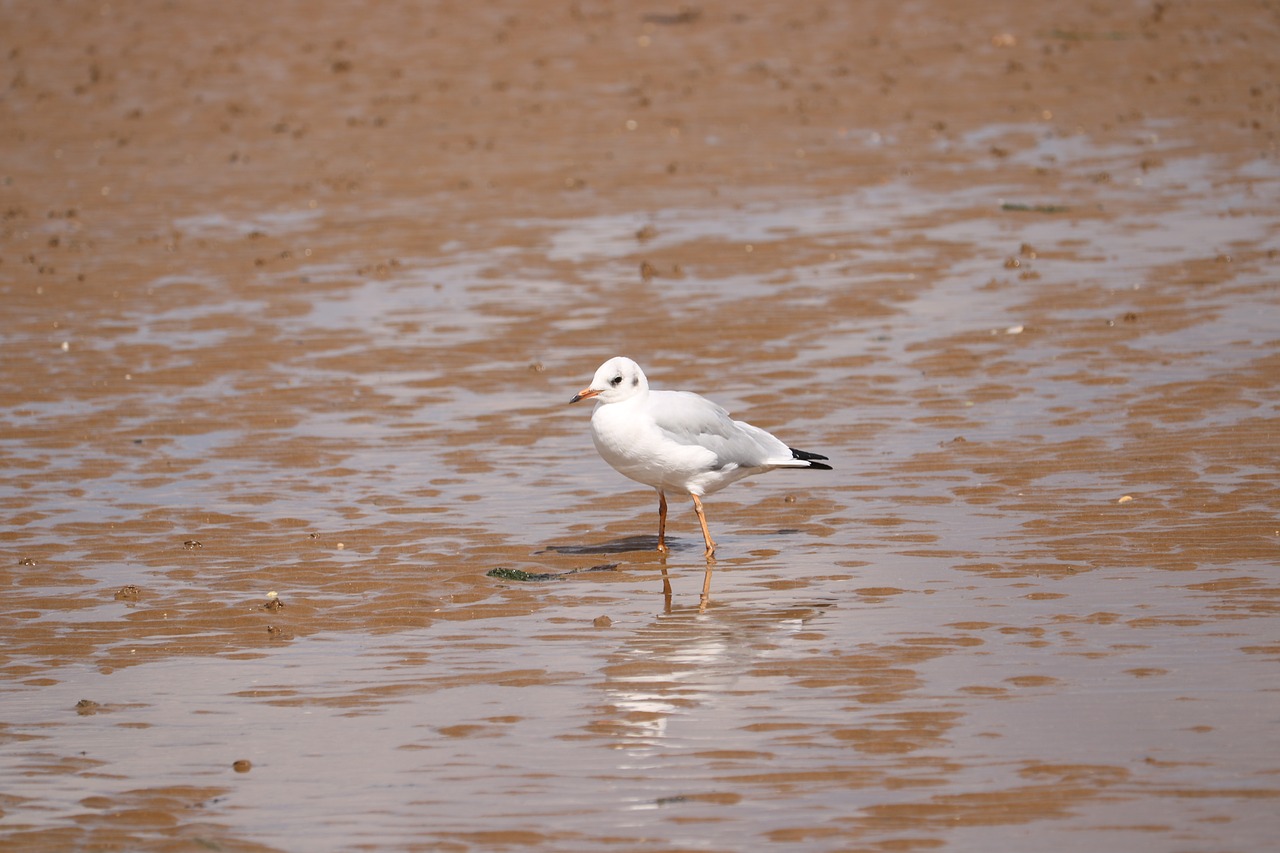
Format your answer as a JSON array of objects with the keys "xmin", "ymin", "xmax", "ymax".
[{"xmin": 649, "ymin": 390, "xmax": 789, "ymax": 468}]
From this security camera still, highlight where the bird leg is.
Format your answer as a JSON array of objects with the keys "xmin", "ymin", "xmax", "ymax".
[
  {"xmin": 690, "ymin": 494, "xmax": 717, "ymax": 558},
  {"xmin": 656, "ymin": 489, "xmax": 668, "ymax": 553}
]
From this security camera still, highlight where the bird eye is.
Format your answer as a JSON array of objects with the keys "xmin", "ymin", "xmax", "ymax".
[{"xmin": 609, "ymin": 375, "xmax": 623, "ymax": 386}]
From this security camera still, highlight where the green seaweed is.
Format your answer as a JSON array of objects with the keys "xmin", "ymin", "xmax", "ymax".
[
  {"xmin": 1002, "ymin": 203, "xmax": 1070, "ymax": 214},
  {"xmin": 487, "ymin": 567, "xmax": 555, "ymax": 581},
  {"xmin": 487, "ymin": 564, "xmax": 619, "ymax": 582}
]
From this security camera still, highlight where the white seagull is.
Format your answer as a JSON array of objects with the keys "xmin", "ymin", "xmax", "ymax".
[{"xmin": 570, "ymin": 356, "xmax": 831, "ymax": 557}]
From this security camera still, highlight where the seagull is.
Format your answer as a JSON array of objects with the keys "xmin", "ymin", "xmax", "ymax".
[{"xmin": 570, "ymin": 356, "xmax": 831, "ymax": 558}]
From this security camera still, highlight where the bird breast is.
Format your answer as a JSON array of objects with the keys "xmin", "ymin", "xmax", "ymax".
[{"xmin": 590, "ymin": 399, "xmax": 716, "ymax": 489}]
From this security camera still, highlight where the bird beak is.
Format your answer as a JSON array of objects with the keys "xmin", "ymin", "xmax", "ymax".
[{"xmin": 570, "ymin": 387, "xmax": 600, "ymax": 404}]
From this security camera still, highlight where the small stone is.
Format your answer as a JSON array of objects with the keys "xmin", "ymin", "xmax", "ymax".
[{"xmin": 114, "ymin": 585, "xmax": 141, "ymax": 601}]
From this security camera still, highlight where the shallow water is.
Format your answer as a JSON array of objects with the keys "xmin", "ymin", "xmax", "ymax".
[
  {"xmin": 6, "ymin": 128, "xmax": 1278, "ymax": 851},
  {"xmin": 4, "ymin": 2, "xmax": 1280, "ymax": 850}
]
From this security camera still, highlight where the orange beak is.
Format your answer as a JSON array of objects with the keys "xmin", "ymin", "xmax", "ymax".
[{"xmin": 570, "ymin": 387, "xmax": 600, "ymax": 404}]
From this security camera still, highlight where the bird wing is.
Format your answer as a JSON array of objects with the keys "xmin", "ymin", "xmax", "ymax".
[{"xmin": 649, "ymin": 390, "xmax": 789, "ymax": 468}]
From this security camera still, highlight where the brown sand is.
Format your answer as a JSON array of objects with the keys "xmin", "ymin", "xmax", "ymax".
[{"xmin": 2, "ymin": 1, "xmax": 1278, "ymax": 850}]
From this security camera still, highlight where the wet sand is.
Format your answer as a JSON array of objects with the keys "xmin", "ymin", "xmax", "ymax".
[{"xmin": 2, "ymin": 1, "xmax": 1279, "ymax": 850}]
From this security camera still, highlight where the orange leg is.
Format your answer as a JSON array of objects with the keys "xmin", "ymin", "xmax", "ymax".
[
  {"xmin": 656, "ymin": 489, "xmax": 669, "ymax": 553},
  {"xmin": 690, "ymin": 494, "xmax": 716, "ymax": 558}
]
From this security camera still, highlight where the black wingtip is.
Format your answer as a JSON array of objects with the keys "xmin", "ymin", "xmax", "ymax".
[{"xmin": 790, "ymin": 447, "xmax": 832, "ymax": 469}]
